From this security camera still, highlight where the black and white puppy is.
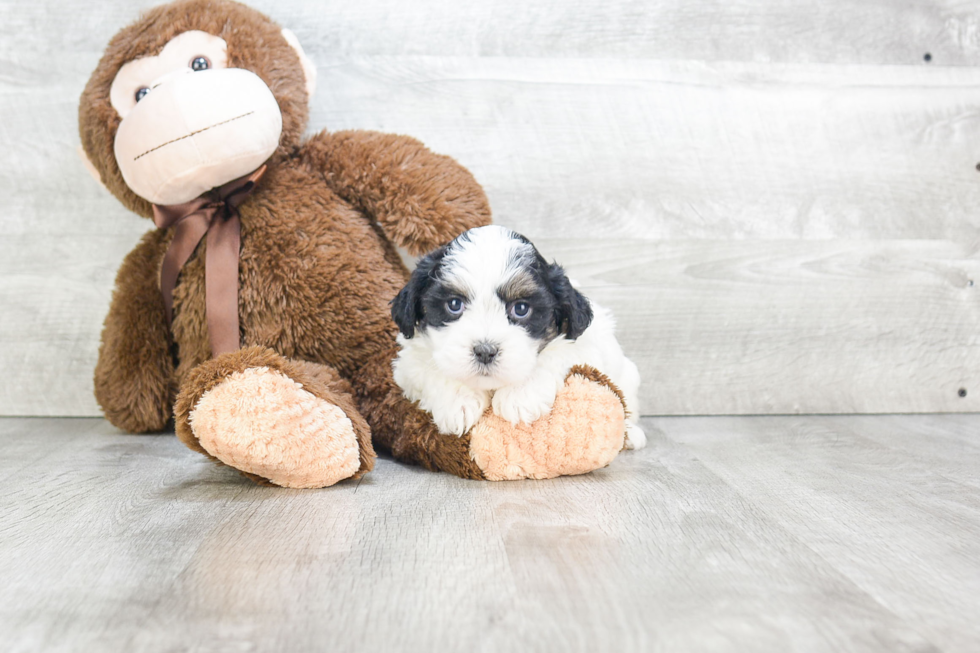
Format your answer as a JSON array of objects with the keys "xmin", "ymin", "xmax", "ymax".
[{"xmin": 391, "ymin": 225, "xmax": 645, "ymax": 448}]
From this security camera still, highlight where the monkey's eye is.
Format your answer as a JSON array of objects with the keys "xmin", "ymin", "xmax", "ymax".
[
  {"xmin": 446, "ymin": 298, "xmax": 465, "ymax": 315},
  {"xmin": 134, "ymin": 86, "xmax": 150, "ymax": 102},
  {"xmin": 509, "ymin": 301, "xmax": 531, "ymax": 319},
  {"xmin": 190, "ymin": 56, "xmax": 210, "ymax": 71}
]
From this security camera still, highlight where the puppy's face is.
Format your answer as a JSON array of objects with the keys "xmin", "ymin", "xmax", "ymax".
[{"xmin": 392, "ymin": 225, "xmax": 593, "ymax": 390}]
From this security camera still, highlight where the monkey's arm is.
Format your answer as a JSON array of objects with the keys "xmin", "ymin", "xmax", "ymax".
[
  {"xmin": 302, "ymin": 130, "xmax": 492, "ymax": 255},
  {"xmin": 94, "ymin": 229, "xmax": 175, "ymax": 433}
]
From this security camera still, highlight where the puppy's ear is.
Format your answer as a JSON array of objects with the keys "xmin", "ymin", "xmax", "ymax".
[
  {"xmin": 390, "ymin": 246, "xmax": 446, "ymax": 338},
  {"xmin": 548, "ymin": 263, "xmax": 593, "ymax": 340}
]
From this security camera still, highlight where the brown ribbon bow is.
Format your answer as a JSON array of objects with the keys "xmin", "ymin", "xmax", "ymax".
[{"xmin": 152, "ymin": 166, "xmax": 266, "ymax": 357}]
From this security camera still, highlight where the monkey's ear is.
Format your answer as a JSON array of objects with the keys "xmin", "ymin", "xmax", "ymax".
[
  {"xmin": 281, "ymin": 29, "xmax": 317, "ymax": 99},
  {"xmin": 390, "ymin": 246, "xmax": 446, "ymax": 338},
  {"xmin": 77, "ymin": 145, "xmax": 107, "ymax": 193}
]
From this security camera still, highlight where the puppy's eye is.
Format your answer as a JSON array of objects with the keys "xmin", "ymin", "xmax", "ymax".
[
  {"xmin": 135, "ymin": 87, "xmax": 150, "ymax": 102},
  {"xmin": 509, "ymin": 301, "xmax": 531, "ymax": 319},
  {"xmin": 446, "ymin": 298, "xmax": 465, "ymax": 315},
  {"xmin": 190, "ymin": 56, "xmax": 210, "ymax": 71}
]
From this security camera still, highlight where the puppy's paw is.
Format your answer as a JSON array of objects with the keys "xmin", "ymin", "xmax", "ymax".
[
  {"xmin": 624, "ymin": 422, "xmax": 647, "ymax": 450},
  {"xmin": 492, "ymin": 378, "xmax": 559, "ymax": 426},
  {"xmin": 429, "ymin": 386, "xmax": 490, "ymax": 436}
]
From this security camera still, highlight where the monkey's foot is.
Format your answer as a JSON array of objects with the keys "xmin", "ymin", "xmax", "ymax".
[
  {"xmin": 467, "ymin": 365, "xmax": 626, "ymax": 481},
  {"xmin": 175, "ymin": 347, "xmax": 373, "ymax": 488}
]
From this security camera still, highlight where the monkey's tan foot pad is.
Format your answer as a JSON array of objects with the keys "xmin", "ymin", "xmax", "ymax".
[
  {"xmin": 186, "ymin": 366, "xmax": 361, "ymax": 488},
  {"xmin": 468, "ymin": 365, "xmax": 626, "ymax": 481}
]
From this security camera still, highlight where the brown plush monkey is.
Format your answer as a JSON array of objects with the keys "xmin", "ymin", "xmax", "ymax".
[{"xmin": 79, "ymin": 0, "xmax": 628, "ymax": 487}]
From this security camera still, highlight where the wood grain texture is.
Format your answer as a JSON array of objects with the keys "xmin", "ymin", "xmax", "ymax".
[
  {"xmin": 5, "ymin": 237, "xmax": 977, "ymax": 416},
  {"xmin": 4, "ymin": 0, "xmax": 980, "ymax": 416},
  {"xmin": 6, "ymin": 0, "xmax": 979, "ymax": 65},
  {"xmin": 541, "ymin": 238, "xmax": 980, "ymax": 415},
  {"xmin": 312, "ymin": 58, "xmax": 980, "ymax": 242},
  {"xmin": 662, "ymin": 414, "xmax": 980, "ymax": 653},
  {"xmin": 0, "ymin": 235, "xmax": 146, "ymax": 416},
  {"xmin": 282, "ymin": 0, "xmax": 980, "ymax": 66},
  {"xmin": 840, "ymin": 414, "xmax": 980, "ymax": 489},
  {"xmin": 2, "ymin": 415, "xmax": 978, "ymax": 652}
]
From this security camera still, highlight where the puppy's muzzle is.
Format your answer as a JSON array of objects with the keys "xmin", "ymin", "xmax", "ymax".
[{"xmin": 473, "ymin": 341, "xmax": 499, "ymax": 365}]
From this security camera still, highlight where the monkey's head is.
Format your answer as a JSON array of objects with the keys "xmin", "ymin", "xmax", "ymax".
[{"xmin": 79, "ymin": 0, "xmax": 316, "ymax": 215}]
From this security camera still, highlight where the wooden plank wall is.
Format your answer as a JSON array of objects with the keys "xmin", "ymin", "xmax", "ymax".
[{"xmin": 2, "ymin": 0, "xmax": 979, "ymax": 416}]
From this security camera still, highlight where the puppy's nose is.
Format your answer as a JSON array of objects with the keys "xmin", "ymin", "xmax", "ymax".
[{"xmin": 473, "ymin": 341, "xmax": 499, "ymax": 365}]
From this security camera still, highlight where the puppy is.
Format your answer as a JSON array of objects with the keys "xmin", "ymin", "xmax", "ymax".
[{"xmin": 390, "ymin": 225, "xmax": 646, "ymax": 449}]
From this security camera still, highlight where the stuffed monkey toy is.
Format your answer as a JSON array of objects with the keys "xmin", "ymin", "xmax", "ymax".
[{"xmin": 79, "ymin": 0, "xmax": 628, "ymax": 487}]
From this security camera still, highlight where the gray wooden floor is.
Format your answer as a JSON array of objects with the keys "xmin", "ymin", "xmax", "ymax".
[{"xmin": 1, "ymin": 415, "xmax": 978, "ymax": 653}]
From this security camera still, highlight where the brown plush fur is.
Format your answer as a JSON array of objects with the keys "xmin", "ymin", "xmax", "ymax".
[{"xmin": 81, "ymin": 0, "xmax": 492, "ymax": 483}]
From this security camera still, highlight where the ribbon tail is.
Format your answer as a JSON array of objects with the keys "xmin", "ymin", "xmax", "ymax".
[
  {"xmin": 159, "ymin": 214, "xmax": 211, "ymax": 325},
  {"xmin": 205, "ymin": 210, "xmax": 242, "ymax": 356},
  {"xmin": 155, "ymin": 166, "xmax": 262, "ymax": 356}
]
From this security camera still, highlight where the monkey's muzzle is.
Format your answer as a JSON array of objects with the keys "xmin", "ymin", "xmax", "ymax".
[{"xmin": 114, "ymin": 68, "xmax": 282, "ymax": 205}]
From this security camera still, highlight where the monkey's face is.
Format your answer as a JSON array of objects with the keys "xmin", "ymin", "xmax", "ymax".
[
  {"xmin": 79, "ymin": 0, "xmax": 314, "ymax": 213},
  {"xmin": 110, "ymin": 30, "xmax": 282, "ymax": 205}
]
